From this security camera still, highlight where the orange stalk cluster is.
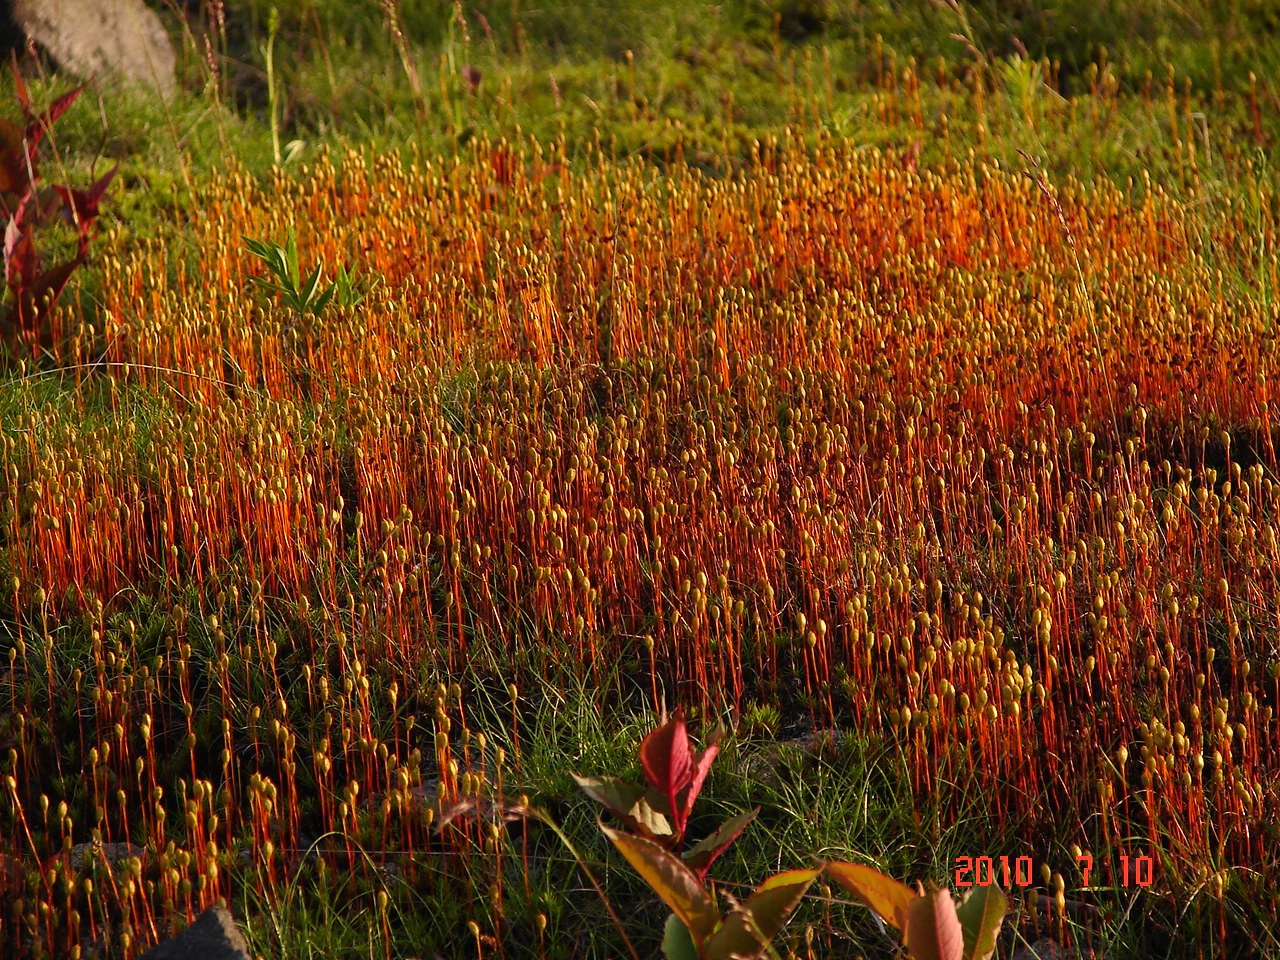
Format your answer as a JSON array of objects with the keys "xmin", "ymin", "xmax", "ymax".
[{"xmin": 3, "ymin": 134, "xmax": 1279, "ymax": 953}]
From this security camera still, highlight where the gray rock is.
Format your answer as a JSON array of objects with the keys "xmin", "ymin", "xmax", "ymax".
[
  {"xmin": 69, "ymin": 840, "xmax": 146, "ymax": 871},
  {"xmin": 139, "ymin": 900, "xmax": 251, "ymax": 960},
  {"xmin": 12, "ymin": 0, "xmax": 176, "ymax": 96}
]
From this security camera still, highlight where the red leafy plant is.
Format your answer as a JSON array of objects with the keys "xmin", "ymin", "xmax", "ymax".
[
  {"xmin": 573, "ymin": 709, "xmax": 758, "ymax": 878},
  {"xmin": 575, "ymin": 711, "xmax": 816, "ymax": 960},
  {"xmin": 827, "ymin": 861, "xmax": 1008, "ymax": 960},
  {"xmin": 0, "ymin": 68, "xmax": 117, "ymax": 358},
  {"xmin": 578, "ymin": 712, "xmax": 1009, "ymax": 960}
]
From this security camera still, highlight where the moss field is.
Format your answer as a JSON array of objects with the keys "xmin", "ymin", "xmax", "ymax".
[{"xmin": 4, "ymin": 1, "xmax": 1280, "ymax": 958}]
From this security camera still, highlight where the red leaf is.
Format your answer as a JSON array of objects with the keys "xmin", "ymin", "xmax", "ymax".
[
  {"xmin": 639, "ymin": 712, "xmax": 694, "ymax": 836},
  {"xmin": 53, "ymin": 163, "xmax": 118, "ymax": 240},
  {"xmin": 10, "ymin": 61, "xmax": 30, "ymax": 113},
  {"xmin": 26, "ymin": 256, "xmax": 79, "ymax": 304},
  {"xmin": 601, "ymin": 825, "xmax": 720, "ymax": 947},
  {"xmin": 683, "ymin": 808, "xmax": 758, "ymax": 878},
  {"xmin": 25, "ymin": 86, "xmax": 82, "ymax": 153},
  {"xmin": 43, "ymin": 87, "xmax": 82, "ymax": 126},
  {"xmin": 4, "ymin": 222, "xmax": 34, "ymax": 285},
  {"xmin": 904, "ymin": 886, "xmax": 965, "ymax": 960},
  {"xmin": 4, "ymin": 198, "xmax": 39, "ymax": 285},
  {"xmin": 0, "ymin": 84, "xmax": 82, "ymax": 197},
  {"xmin": 1, "ymin": 255, "xmax": 80, "ymax": 349},
  {"xmin": 0, "ymin": 117, "xmax": 33, "ymax": 195},
  {"xmin": 21, "ymin": 257, "xmax": 80, "ymax": 313},
  {"xmin": 679, "ymin": 736, "xmax": 721, "ymax": 829}
]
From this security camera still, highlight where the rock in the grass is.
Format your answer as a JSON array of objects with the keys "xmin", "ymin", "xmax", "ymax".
[
  {"xmin": 11, "ymin": 0, "xmax": 176, "ymax": 96},
  {"xmin": 69, "ymin": 840, "xmax": 146, "ymax": 871},
  {"xmin": 138, "ymin": 900, "xmax": 251, "ymax": 960}
]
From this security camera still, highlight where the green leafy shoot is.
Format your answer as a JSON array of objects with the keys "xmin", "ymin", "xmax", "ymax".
[{"xmin": 245, "ymin": 227, "xmax": 374, "ymax": 318}]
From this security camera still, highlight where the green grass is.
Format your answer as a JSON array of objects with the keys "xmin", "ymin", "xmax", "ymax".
[{"xmin": 19, "ymin": 0, "xmax": 1280, "ymax": 197}]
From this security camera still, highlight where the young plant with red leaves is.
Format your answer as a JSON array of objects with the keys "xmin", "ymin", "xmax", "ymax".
[
  {"xmin": 573, "ymin": 710, "xmax": 757, "ymax": 878},
  {"xmin": 576, "ymin": 713, "xmax": 815, "ymax": 960},
  {"xmin": 577, "ymin": 714, "xmax": 1010, "ymax": 960},
  {"xmin": 827, "ymin": 862, "xmax": 1008, "ymax": 960},
  {"xmin": 0, "ymin": 69, "xmax": 117, "ymax": 358}
]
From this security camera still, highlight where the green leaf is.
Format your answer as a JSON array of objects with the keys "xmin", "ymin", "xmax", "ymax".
[
  {"xmin": 662, "ymin": 913, "xmax": 701, "ymax": 960},
  {"xmin": 248, "ymin": 276, "xmax": 284, "ymax": 296},
  {"xmin": 956, "ymin": 885, "xmax": 1006, "ymax": 960},
  {"xmin": 300, "ymin": 264, "xmax": 325, "ymax": 309},
  {"xmin": 683, "ymin": 808, "xmax": 758, "ymax": 877},
  {"xmin": 573, "ymin": 774, "xmax": 674, "ymax": 839},
  {"xmin": 333, "ymin": 262, "xmax": 367, "ymax": 307},
  {"xmin": 244, "ymin": 238, "xmax": 270, "ymax": 259},
  {"xmin": 245, "ymin": 236, "xmax": 303, "ymax": 303},
  {"xmin": 702, "ymin": 867, "xmax": 819, "ymax": 960},
  {"xmin": 284, "ymin": 227, "xmax": 300, "ymax": 286},
  {"xmin": 601, "ymin": 824, "xmax": 720, "ymax": 946},
  {"xmin": 903, "ymin": 886, "xmax": 964, "ymax": 960},
  {"xmin": 826, "ymin": 861, "xmax": 918, "ymax": 933},
  {"xmin": 311, "ymin": 283, "xmax": 336, "ymax": 316}
]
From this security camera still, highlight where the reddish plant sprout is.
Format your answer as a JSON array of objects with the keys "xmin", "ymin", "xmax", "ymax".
[
  {"xmin": 0, "ymin": 69, "xmax": 117, "ymax": 356},
  {"xmin": 576, "ymin": 711, "xmax": 757, "ymax": 880}
]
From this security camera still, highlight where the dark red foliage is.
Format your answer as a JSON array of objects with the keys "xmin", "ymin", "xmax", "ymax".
[
  {"xmin": 581, "ymin": 712, "xmax": 753, "ymax": 879},
  {"xmin": 0, "ymin": 71, "xmax": 111, "ymax": 356}
]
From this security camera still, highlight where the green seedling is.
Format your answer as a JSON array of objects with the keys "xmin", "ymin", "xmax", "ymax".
[{"xmin": 245, "ymin": 226, "xmax": 374, "ymax": 319}]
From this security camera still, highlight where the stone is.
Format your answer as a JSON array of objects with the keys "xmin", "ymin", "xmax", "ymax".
[
  {"xmin": 138, "ymin": 900, "xmax": 252, "ymax": 960},
  {"xmin": 68, "ymin": 840, "xmax": 146, "ymax": 871},
  {"xmin": 11, "ymin": 0, "xmax": 176, "ymax": 96}
]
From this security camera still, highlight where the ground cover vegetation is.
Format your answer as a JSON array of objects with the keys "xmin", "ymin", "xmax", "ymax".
[{"xmin": 3, "ymin": 1, "xmax": 1280, "ymax": 957}]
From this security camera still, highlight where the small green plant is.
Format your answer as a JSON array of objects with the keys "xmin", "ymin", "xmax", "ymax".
[
  {"xmin": 996, "ymin": 53, "xmax": 1046, "ymax": 126},
  {"xmin": 738, "ymin": 702, "xmax": 781, "ymax": 738},
  {"xmin": 578, "ymin": 712, "xmax": 1009, "ymax": 960},
  {"xmin": 245, "ymin": 227, "xmax": 373, "ymax": 318}
]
